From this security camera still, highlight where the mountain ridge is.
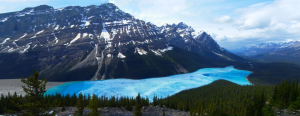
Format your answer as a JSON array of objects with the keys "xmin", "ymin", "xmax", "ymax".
[
  {"xmin": 0, "ymin": 3, "xmax": 245, "ymax": 81},
  {"xmin": 230, "ymin": 41, "xmax": 300, "ymax": 64}
]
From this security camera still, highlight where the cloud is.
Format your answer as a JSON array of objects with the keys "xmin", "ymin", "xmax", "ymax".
[
  {"xmin": 0, "ymin": 0, "xmax": 298, "ymax": 49},
  {"xmin": 215, "ymin": 16, "xmax": 233, "ymax": 23},
  {"xmin": 234, "ymin": 0, "xmax": 300, "ymax": 30},
  {"xmin": 286, "ymin": 39, "xmax": 293, "ymax": 42},
  {"xmin": 213, "ymin": 0, "xmax": 300, "ymax": 49},
  {"xmin": 181, "ymin": 11, "xmax": 201, "ymax": 16},
  {"xmin": 109, "ymin": 0, "xmax": 198, "ymax": 26}
]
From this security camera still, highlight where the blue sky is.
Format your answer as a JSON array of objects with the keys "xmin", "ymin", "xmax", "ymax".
[{"xmin": 0, "ymin": 0, "xmax": 300, "ymax": 49}]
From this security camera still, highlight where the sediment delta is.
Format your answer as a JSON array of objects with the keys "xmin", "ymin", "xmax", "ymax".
[{"xmin": 0, "ymin": 79, "xmax": 67, "ymax": 96}]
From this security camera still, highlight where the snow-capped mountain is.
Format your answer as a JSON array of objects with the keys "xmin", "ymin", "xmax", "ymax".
[
  {"xmin": 0, "ymin": 4, "xmax": 245, "ymax": 81},
  {"xmin": 156, "ymin": 22, "xmax": 244, "ymax": 61},
  {"xmin": 231, "ymin": 41, "xmax": 299, "ymax": 56},
  {"xmin": 230, "ymin": 41, "xmax": 300, "ymax": 64}
]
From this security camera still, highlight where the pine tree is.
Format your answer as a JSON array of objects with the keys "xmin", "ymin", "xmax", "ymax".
[
  {"xmin": 20, "ymin": 70, "xmax": 53, "ymax": 116},
  {"xmin": 62, "ymin": 100, "xmax": 66, "ymax": 112},
  {"xmin": 74, "ymin": 93, "xmax": 85, "ymax": 116},
  {"xmin": 9, "ymin": 92, "xmax": 22, "ymax": 112},
  {"xmin": 126, "ymin": 97, "xmax": 131, "ymax": 111},
  {"xmin": 87, "ymin": 94, "xmax": 101, "ymax": 116},
  {"xmin": 0, "ymin": 101, "xmax": 3, "ymax": 114},
  {"xmin": 134, "ymin": 93, "xmax": 142, "ymax": 116}
]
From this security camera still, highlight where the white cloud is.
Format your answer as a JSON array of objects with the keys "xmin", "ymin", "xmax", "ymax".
[
  {"xmin": 286, "ymin": 39, "xmax": 293, "ymax": 42},
  {"xmin": 181, "ymin": 11, "xmax": 200, "ymax": 16},
  {"xmin": 215, "ymin": 16, "xmax": 233, "ymax": 23},
  {"xmin": 109, "ymin": 0, "xmax": 198, "ymax": 26},
  {"xmin": 234, "ymin": 0, "xmax": 300, "ymax": 30},
  {"xmin": 213, "ymin": 0, "xmax": 300, "ymax": 49},
  {"xmin": 0, "ymin": 0, "xmax": 298, "ymax": 49}
]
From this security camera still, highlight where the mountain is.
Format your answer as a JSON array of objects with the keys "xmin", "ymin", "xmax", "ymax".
[
  {"xmin": 158, "ymin": 23, "xmax": 245, "ymax": 61},
  {"xmin": 230, "ymin": 41, "xmax": 297, "ymax": 56},
  {"xmin": 230, "ymin": 41, "xmax": 300, "ymax": 64},
  {"xmin": 0, "ymin": 3, "xmax": 245, "ymax": 81}
]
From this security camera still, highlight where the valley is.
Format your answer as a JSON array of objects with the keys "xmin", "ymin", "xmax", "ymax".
[
  {"xmin": 45, "ymin": 66, "xmax": 252, "ymax": 101},
  {"xmin": 0, "ymin": 1, "xmax": 300, "ymax": 116}
]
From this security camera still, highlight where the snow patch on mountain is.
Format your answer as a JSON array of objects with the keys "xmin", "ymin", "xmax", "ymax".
[
  {"xmin": 0, "ymin": 17, "xmax": 9, "ymax": 22},
  {"xmin": 159, "ymin": 46, "xmax": 173, "ymax": 53},
  {"xmin": 68, "ymin": 33, "xmax": 81, "ymax": 46},
  {"xmin": 117, "ymin": 52, "xmax": 126, "ymax": 58},
  {"xmin": 192, "ymin": 31, "xmax": 204, "ymax": 38},
  {"xmin": 30, "ymin": 30, "xmax": 44, "ymax": 39},
  {"xmin": 54, "ymin": 25, "xmax": 60, "ymax": 30},
  {"xmin": 150, "ymin": 49, "xmax": 162, "ymax": 56},
  {"xmin": 101, "ymin": 28, "xmax": 110, "ymax": 41},
  {"xmin": 16, "ymin": 33, "xmax": 27, "ymax": 42},
  {"xmin": 20, "ymin": 42, "xmax": 32, "ymax": 53},
  {"xmin": 134, "ymin": 47, "xmax": 147, "ymax": 55},
  {"xmin": 107, "ymin": 54, "xmax": 112, "ymax": 57},
  {"xmin": 83, "ymin": 33, "xmax": 88, "ymax": 38},
  {"xmin": 213, "ymin": 51, "xmax": 233, "ymax": 61},
  {"xmin": 53, "ymin": 34, "xmax": 59, "ymax": 45},
  {"xmin": 1, "ymin": 38, "xmax": 10, "ymax": 46}
]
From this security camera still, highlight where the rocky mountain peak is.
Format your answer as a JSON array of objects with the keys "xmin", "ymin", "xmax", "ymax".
[
  {"xmin": 177, "ymin": 22, "xmax": 188, "ymax": 29},
  {"xmin": 33, "ymin": 5, "xmax": 54, "ymax": 11},
  {"xmin": 0, "ymin": 3, "xmax": 245, "ymax": 81}
]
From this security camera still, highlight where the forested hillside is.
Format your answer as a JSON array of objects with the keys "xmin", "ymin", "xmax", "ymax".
[
  {"xmin": 157, "ymin": 80, "xmax": 274, "ymax": 116},
  {"xmin": 0, "ymin": 80, "xmax": 275, "ymax": 116},
  {"xmin": 3, "ymin": 77, "xmax": 300, "ymax": 116}
]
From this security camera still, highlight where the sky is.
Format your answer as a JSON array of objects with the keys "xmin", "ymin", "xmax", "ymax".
[{"xmin": 0, "ymin": 0, "xmax": 300, "ymax": 49}]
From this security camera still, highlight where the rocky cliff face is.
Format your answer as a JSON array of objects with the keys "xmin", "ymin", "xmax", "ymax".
[{"xmin": 0, "ymin": 3, "xmax": 244, "ymax": 81}]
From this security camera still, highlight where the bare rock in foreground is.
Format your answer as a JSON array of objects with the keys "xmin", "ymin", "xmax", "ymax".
[{"xmin": 54, "ymin": 105, "xmax": 189, "ymax": 116}]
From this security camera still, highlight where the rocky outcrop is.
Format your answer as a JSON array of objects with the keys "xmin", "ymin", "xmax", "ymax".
[{"xmin": 53, "ymin": 106, "xmax": 190, "ymax": 116}]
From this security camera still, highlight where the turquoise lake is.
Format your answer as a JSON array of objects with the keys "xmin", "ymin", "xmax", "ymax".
[{"xmin": 46, "ymin": 66, "xmax": 252, "ymax": 101}]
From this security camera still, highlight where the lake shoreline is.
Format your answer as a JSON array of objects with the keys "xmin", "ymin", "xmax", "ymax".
[
  {"xmin": 246, "ymin": 76, "xmax": 254, "ymax": 85},
  {"xmin": 46, "ymin": 66, "xmax": 252, "ymax": 101},
  {"xmin": 0, "ymin": 79, "xmax": 68, "ymax": 96}
]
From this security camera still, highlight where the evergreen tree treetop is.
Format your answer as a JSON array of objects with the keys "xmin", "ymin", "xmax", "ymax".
[
  {"xmin": 134, "ymin": 93, "xmax": 142, "ymax": 116},
  {"xmin": 20, "ymin": 70, "xmax": 54, "ymax": 116}
]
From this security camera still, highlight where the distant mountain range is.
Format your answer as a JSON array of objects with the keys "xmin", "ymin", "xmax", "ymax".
[
  {"xmin": 230, "ymin": 41, "xmax": 300, "ymax": 64},
  {"xmin": 0, "ymin": 3, "xmax": 245, "ymax": 81}
]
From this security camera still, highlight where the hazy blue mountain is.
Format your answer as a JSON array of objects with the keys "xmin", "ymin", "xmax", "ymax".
[{"xmin": 231, "ymin": 41, "xmax": 300, "ymax": 64}]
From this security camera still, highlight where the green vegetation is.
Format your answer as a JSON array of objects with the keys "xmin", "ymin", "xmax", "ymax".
[
  {"xmin": 249, "ymin": 47, "xmax": 300, "ymax": 65},
  {"xmin": 1, "ymin": 79, "xmax": 275, "ymax": 116},
  {"xmin": 0, "ymin": 93, "xmax": 152, "ymax": 115},
  {"xmin": 87, "ymin": 94, "xmax": 101, "ymax": 116},
  {"xmin": 134, "ymin": 93, "xmax": 142, "ymax": 116},
  {"xmin": 269, "ymin": 79, "xmax": 300, "ymax": 110},
  {"xmin": 4, "ymin": 70, "xmax": 300, "ymax": 116},
  {"xmin": 19, "ymin": 70, "xmax": 53, "ymax": 116},
  {"xmin": 235, "ymin": 62, "xmax": 300, "ymax": 85},
  {"xmin": 74, "ymin": 93, "xmax": 85, "ymax": 115},
  {"xmin": 156, "ymin": 80, "xmax": 274, "ymax": 116}
]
